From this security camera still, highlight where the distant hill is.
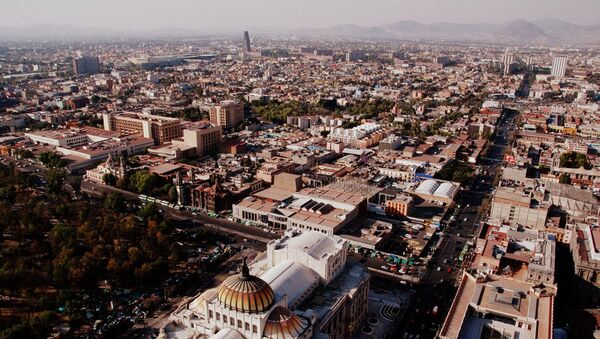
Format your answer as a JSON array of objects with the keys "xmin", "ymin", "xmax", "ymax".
[
  {"xmin": 1, "ymin": 18, "xmax": 599, "ymax": 45},
  {"xmin": 286, "ymin": 18, "xmax": 600, "ymax": 46}
]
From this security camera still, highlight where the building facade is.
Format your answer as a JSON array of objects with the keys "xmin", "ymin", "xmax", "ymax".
[
  {"xmin": 209, "ymin": 101, "xmax": 244, "ymax": 128},
  {"xmin": 551, "ymin": 55, "xmax": 567, "ymax": 78},
  {"xmin": 103, "ymin": 112, "xmax": 182, "ymax": 145},
  {"xmin": 168, "ymin": 229, "xmax": 370, "ymax": 339},
  {"xmin": 73, "ymin": 56, "xmax": 100, "ymax": 75}
]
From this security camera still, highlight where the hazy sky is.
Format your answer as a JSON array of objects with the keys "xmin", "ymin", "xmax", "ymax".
[{"xmin": 1, "ymin": 0, "xmax": 599, "ymax": 31}]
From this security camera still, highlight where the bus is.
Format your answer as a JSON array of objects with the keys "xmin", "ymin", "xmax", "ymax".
[{"xmin": 458, "ymin": 244, "xmax": 470, "ymax": 261}]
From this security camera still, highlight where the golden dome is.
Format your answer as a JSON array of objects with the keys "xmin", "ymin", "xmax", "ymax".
[
  {"xmin": 217, "ymin": 259, "xmax": 275, "ymax": 314},
  {"xmin": 263, "ymin": 306, "xmax": 310, "ymax": 339}
]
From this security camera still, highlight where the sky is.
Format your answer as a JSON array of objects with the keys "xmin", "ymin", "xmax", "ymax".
[{"xmin": 0, "ymin": 0, "xmax": 599, "ymax": 31}]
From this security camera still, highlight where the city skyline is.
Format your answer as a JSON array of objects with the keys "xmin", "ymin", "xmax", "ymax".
[
  {"xmin": 2, "ymin": 1, "xmax": 600, "ymax": 338},
  {"xmin": 1, "ymin": 0, "xmax": 599, "ymax": 32}
]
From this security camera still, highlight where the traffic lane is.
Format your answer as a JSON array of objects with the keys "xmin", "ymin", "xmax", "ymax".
[{"xmin": 81, "ymin": 181, "xmax": 278, "ymax": 242}]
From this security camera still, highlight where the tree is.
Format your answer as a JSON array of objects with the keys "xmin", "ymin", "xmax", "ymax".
[
  {"xmin": 104, "ymin": 192, "xmax": 126, "ymax": 212},
  {"xmin": 434, "ymin": 160, "xmax": 474, "ymax": 185},
  {"xmin": 103, "ymin": 173, "xmax": 117, "ymax": 186},
  {"xmin": 46, "ymin": 169, "xmax": 66, "ymax": 195},
  {"xmin": 559, "ymin": 152, "xmax": 590, "ymax": 169},
  {"xmin": 559, "ymin": 173, "xmax": 572, "ymax": 185},
  {"xmin": 167, "ymin": 186, "xmax": 178, "ymax": 203},
  {"xmin": 39, "ymin": 151, "xmax": 67, "ymax": 169},
  {"xmin": 71, "ymin": 176, "xmax": 82, "ymax": 194}
]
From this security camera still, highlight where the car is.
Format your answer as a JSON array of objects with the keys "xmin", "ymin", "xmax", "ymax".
[
  {"xmin": 463, "ymin": 218, "xmax": 468, "ymax": 222},
  {"xmin": 381, "ymin": 265, "xmax": 389, "ymax": 270},
  {"xmin": 436, "ymin": 266, "xmax": 441, "ymax": 271}
]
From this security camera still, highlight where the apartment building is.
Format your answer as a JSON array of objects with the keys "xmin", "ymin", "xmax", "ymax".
[{"xmin": 209, "ymin": 100, "xmax": 244, "ymax": 128}]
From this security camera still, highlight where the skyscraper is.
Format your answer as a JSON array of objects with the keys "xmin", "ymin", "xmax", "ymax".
[
  {"xmin": 72, "ymin": 56, "xmax": 100, "ymax": 75},
  {"xmin": 551, "ymin": 55, "xmax": 568, "ymax": 78},
  {"xmin": 243, "ymin": 31, "xmax": 252, "ymax": 53}
]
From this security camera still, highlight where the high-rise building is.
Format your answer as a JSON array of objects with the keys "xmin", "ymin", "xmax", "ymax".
[
  {"xmin": 243, "ymin": 31, "xmax": 252, "ymax": 53},
  {"xmin": 501, "ymin": 53, "xmax": 514, "ymax": 75},
  {"xmin": 72, "ymin": 56, "xmax": 100, "ymax": 75},
  {"xmin": 209, "ymin": 100, "xmax": 244, "ymax": 128},
  {"xmin": 551, "ymin": 55, "xmax": 568, "ymax": 78},
  {"xmin": 102, "ymin": 112, "xmax": 182, "ymax": 145},
  {"xmin": 524, "ymin": 55, "xmax": 534, "ymax": 66}
]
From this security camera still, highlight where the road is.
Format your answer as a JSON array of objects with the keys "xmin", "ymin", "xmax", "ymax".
[
  {"xmin": 397, "ymin": 106, "xmax": 520, "ymax": 338},
  {"xmin": 427, "ymin": 107, "xmax": 517, "ymax": 285},
  {"xmin": 0, "ymin": 154, "xmax": 278, "ymax": 245},
  {"xmin": 80, "ymin": 180, "xmax": 278, "ymax": 244}
]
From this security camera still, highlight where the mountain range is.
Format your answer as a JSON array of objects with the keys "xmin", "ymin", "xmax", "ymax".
[
  {"xmin": 285, "ymin": 19, "xmax": 600, "ymax": 46},
  {"xmin": 1, "ymin": 19, "xmax": 599, "ymax": 46}
]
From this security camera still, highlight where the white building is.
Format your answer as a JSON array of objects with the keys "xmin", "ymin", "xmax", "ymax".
[
  {"xmin": 168, "ymin": 229, "xmax": 370, "ymax": 339},
  {"xmin": 551, "ymin": 55, "xmax": 567, "ymax": 78}
]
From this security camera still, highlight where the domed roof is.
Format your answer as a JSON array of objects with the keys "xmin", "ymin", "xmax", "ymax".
[
  {"xmin": 263, "ymin": 306, "xmax": 310, "ymax": 339},
  {"xmin": 217, "ymin": 258, "xmax": 275, "ymax": 314}
]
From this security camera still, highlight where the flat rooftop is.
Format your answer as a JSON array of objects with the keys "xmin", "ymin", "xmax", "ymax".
[
  {"xmin": 440, "ymin": 274, "xmax": 554, "ymax": 339},
  {"xmin": 252, "ymin": 187, "xmax": 295, "ymax": 202},
  {"xmin": 298, "ymin": 187, "xmax": 365, "ymax": 206}
]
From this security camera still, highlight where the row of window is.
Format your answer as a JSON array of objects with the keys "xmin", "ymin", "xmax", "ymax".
[
  {"xmin": 208, "ymin": 310, "xmax": 257, "ymax": 333},
  {"xmin": 291, "ymin": 222, "xmax": 328, "ymax": 234}
]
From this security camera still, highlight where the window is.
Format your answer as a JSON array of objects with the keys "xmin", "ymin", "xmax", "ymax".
[
  {"xmin": 252, "ymin": 325, "xmax": 257, "ymax": 333},
  {"xmin": 223, "ymin": 315, "xmax": 227, "ymax": 323},
  {"xmin": 238, "ymin": 320, "xmax": 242, "ymax": 328},
  {"xmin": 216, "ymin": 313, "xmax": 220, "ymax": 321},
  {"xmin": 245, "ymin": 322, "xmax": 250, "ymax": 331},
  {"xmin": 230, "ymin": 318, "xmax": 235, "ymax": 326},
  {"xmin": 209, "ymin": 310, "xmax": 213, "ymax": 318}
]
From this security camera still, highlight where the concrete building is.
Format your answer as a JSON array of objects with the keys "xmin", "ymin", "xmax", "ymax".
[
  {"xmin": 384, "ymin": 194, "xmax": 413, "ymax": 217},
  {"xmin": 210, "ymin": 100, "xmax": 244, "ymax": 128},
  {"xmin": 72, "ymin": 56, "xmax": 100, "ymax": 75},
  {"xmin": 103, "ymin": 112, "xmax": 182, "ymax": 145},
  {"xmin": 490, "ymin": 186, "xmax": 550, "ymax": 229},
  {"xmin": 174, "ymin": 122, "xmax": 222, "ymax": 156},
  {"xmin": 25, "ymin": 126, "xmax": 119, "ymax": 148},
  {"xmin": 501, "ymin": 53, "xmax": 514, "ymax": 75},
  {"xmin": 233, "ymin": 186, "xmax": 365, "ymax": 235},
  {"xmin": 570, "ymin": 223, "xmax": 600, "ymax": 292},
  {"xmin": 551, "ymin": 55, "xmax": 567, "ymax": 78},
  {"xmin": 439, "ymin": 273, "xmax": 555, "ymax": 339},
  {"xmin": 243, "ymin": 31, "xmax": 252, "ymax": 53},
  {"xmin": 57, "ymin": 135, "xmax": 154, "ymax": 173},
  {"xmin": 168, "ymin": 229, "xmax": 370, "ymax": 339}
]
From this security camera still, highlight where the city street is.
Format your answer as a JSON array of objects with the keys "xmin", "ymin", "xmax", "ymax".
[{"xmin": 398, "ymin": 107, "xmax": 519, "ymax": 338}]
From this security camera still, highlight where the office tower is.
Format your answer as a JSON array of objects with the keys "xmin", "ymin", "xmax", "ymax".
[
  {"xmin": 501, "ymin": 53, "xmax": 514, "ymax": 75},
  {"xmin": 72, "ymin": 56, "xmax": 100, "ymax": 75},
  {"xmin": 551, "ymin": 55, "xmax": 568, "ymax": 78},
  {"xmin": 243, "ymin": 31, "xmax": 252, "ymax": 53},
  {"xmin": 209, "ymin": 100, "xmax": 244, "ymax": 128}
]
